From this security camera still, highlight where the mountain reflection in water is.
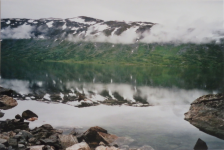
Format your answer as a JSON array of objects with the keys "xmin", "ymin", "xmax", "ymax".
[{"xmin": 1, "ymin": 60, "xmax": 224, "ymax": 149}]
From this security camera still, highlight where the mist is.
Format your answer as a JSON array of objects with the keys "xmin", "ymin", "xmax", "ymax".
[
  {"xmin": 66, "ymin": 18, "xmax": 224, "ymax": 44},
  {"xmin": 1, "ymin": 24, "xmax": 33, "ymax": 39}
]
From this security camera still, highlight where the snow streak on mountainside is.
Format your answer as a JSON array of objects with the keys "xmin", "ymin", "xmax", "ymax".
[
  {"xmin": 1, "ymin": 16, "xmax": 224, "ymax": 44},
  {"xmin": 1, "ymin": 16, "xmax": 154, "ymax": 43}
]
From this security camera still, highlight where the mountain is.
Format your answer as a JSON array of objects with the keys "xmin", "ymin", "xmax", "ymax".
[
  {"xmin": 1, "ymin": 16, "xmax": 155, "ymax": 40},
  {"xmin": 1, "ymin": 16, "xmax": 224, "ymax": 67}
]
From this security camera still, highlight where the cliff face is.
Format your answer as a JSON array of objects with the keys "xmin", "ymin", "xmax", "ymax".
[{"xmin": 184, "ymin": 93, "xmax": 224, "ymax": 140}]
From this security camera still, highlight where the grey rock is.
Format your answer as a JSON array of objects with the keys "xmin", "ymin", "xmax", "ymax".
[
  {"xmin": 0, "ymin": 143, "xmax": 7, "ymax": 150},
  {"xmin": 194, "ymin": 138, "xmax": 208, "ymax": 150},
  {"xmin": 0, "ymin": 138, "xmax": 7, "ymax": 144},
  {"xmin": 58, "ymin": 134, "xmax": 78, "ymax": 148},
  {"xmin": 20, "ymin": 130, "xmax": 33, "ymax": 140},
  {"xmin": 8, "ymin": 138, "xmax": 18, "ymax": 147},
  {"xmin": 28, "ymin": 137, "xmax": 37, "ymax": 143},
  {"xmin": 185, "ymin": 93, "xmax": 224, "ymax": 139},
  {"xmin": 40, "ymin": 138, "xmax": 62, "ymax": 149}
]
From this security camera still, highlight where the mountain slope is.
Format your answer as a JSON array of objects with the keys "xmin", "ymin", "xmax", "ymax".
[{"xmin": 1, "ymin": 16, "xmax": 155, "ymax": 40}]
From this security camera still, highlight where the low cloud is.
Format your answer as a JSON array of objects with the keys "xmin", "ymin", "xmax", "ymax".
[
  {"xmin": 67, "ymin": 18, "xmax": 224, "ymax": 44},
  {"xmin": 1, "ymin": 24, "xmax": 34, "ymax": 39}
]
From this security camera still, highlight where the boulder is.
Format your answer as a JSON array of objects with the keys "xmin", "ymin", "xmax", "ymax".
[
  {"xmin": 0, "ymin": 95, "xmax": 18, "ymax": 110},
  {"xmin": 82, "ymin": 126, "xmax": 107, "ymax": 143},
  {"xmin": 0, "ymin": 87, "xmax": 13, "ymax": 96},
  {"xmin": 58, "ymin": 134, "xmax": 78, "ymax": 148},
  {"xmin": 194, "ymin": 138, "xmax": 208, "ymax": 150},
  {"xmin": 22, "ymin": 110, "xmax": 38, "ymax": 121},
  {"xmin": 66, "ymin": 142, "xmax": 91, "ymax": 150},
  {"xmin": 184, "ymin": 93, "xmax": 224, "ymax": 139},
  {"xmin": 80, "ymin": 126, "xmax": 118, "ymax": 148}
]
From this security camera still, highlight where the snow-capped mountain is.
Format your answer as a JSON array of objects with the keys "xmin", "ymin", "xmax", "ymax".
[{"xmin": 1, "ymin": 16, "xmax": 155, "ymax": 40}]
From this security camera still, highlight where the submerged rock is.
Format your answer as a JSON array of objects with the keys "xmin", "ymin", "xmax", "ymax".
[
  {"xmin": 194, "ymin": 138, "xmax": 208, "ymax": 150},
  {"xmin": 22, "ymin": 110, "xmax": 38, "ymax": 121},
  {"xmin": 184, "ymin": 93, "xmax": 224, "ymax": 139},
  {"xmin": 0, "ymin": 95, "xmax": 18, "ymax": 110}
]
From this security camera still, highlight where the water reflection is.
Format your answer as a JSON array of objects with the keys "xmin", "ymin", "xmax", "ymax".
[
  {"xmin": 1, "ymin": 101, "xmax": 224, "ymax": 149},
  {"xmin": 1, "ymin": 60, "xmax": 224, "ymax": 149}
]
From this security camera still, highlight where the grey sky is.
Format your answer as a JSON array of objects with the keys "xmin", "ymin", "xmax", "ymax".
[{"xmin": 1, "ymin": 0, "xmax": 223, "ymax": 23}]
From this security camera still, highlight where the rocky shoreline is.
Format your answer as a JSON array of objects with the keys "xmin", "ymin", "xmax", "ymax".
[
  {"xmin": 0, "ymin": 87, "xmax": 155, "ymax": 150},
  {"xmin": 1, "ymin": 86, "xmax": 223, "ymax": 149}
]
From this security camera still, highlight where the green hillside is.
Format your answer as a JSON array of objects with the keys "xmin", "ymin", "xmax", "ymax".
[{"xmin": 2, "ymin": 39, "xmax": 224, "ymax": 67}]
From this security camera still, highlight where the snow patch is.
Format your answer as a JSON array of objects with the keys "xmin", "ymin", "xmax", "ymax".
[
  {"xmin": 46, "ymin": 21, "xmax": 53, "ymax": 28},
  {"xmin": 43, "ymin": 94, "xmax": 51, "ymax": 100},
  {"xmin": 62, "ymin": 23, "xmax": 67, "ymax": 30},
  {"xmin": 6, "ymin": 20, "xmax": 11, "ymax": 24}
]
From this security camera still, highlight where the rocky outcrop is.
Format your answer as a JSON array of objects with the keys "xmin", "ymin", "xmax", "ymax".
[
  {"xmin": 0, "ymin": 95, "xmax": 18, "ymax": 110},
  {"xmin": 22, "ymin": 110, "xmax": 38, "ymax": 121},
  {"xmin": 184, "ymin": 93, "xmax": 224, "ymax": 140}
]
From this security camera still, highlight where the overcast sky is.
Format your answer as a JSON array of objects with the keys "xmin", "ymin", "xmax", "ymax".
[{"xmin": 1, "ymin": 0, "xmax": 223, "ymax": 23}]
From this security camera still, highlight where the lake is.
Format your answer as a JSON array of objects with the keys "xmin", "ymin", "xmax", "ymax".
[{"xmin": 1, "ymin": 60, "xmax": 224, "ymax": 149}]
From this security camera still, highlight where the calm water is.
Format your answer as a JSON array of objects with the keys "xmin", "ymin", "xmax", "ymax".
[{"xmin": 1, "ymin": 60, "xmax": 224, "ymax": 149}]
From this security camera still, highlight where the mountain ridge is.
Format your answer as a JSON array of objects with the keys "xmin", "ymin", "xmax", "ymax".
[{"xmin": 1, "ymin": 16, "xmax": 155, "ymax": 40}]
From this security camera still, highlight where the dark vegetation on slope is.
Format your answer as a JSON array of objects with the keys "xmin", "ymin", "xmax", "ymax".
[{"xmin": 2, "ymin": 39, "xmax": 224, "ymax": 68}]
